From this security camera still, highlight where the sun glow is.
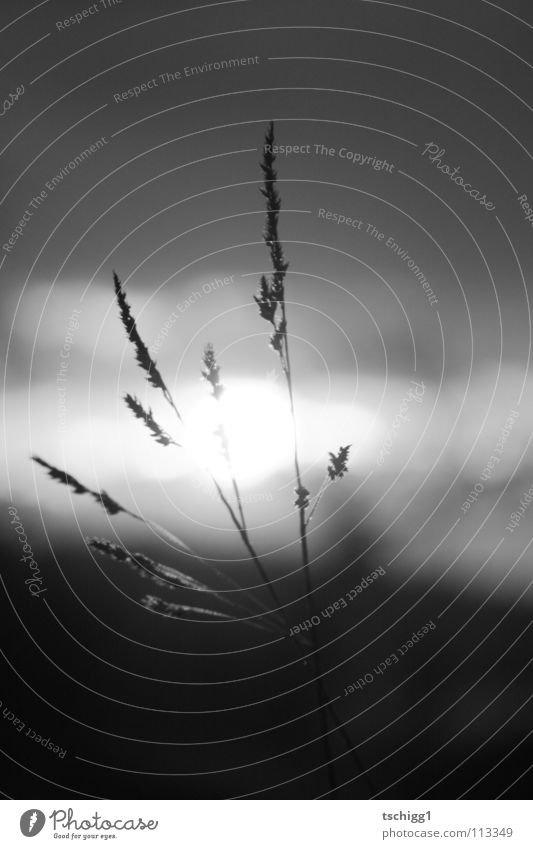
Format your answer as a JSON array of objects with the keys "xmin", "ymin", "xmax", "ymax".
[
  {"xmin": 109, "ymin": 374, "xmax": 388, "ymax": 489},
  {"xmin": 185, "ymin": 378, "xmax": 295, "ymax": 485},
  {"xmin": 181, "ymin": 377, "xmax": 385, "ymax": 488},
  {"xmin": 21, "ymin": 379, "xmax": 386, "ymax": 513}
]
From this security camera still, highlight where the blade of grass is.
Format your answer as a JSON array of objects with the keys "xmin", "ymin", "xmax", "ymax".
[
  {"xmin": 142, "ymin": 594, "xmax": 236, "ymax": 621},
  {"xmin": 255, "ymin": 123, "xmax": 374, "ymax": 794},
  {"xmin": 33, "ymin": 456, "xmax": 285, "ymax": 635},
  {"xmin": 112, "ymin": 277, "xmax": 288, "ymax": 634},
  {"xmin": 114, "ymin": 272, "xmax": 182, "ymax": 423},
  {"xmin": 201, "ymin": 344, "xmax": 313, "ymax": 642},
  {"xmin": 124, "ymin": 394, "xmax": 180, "ymax": 447},
  {"xmin": 87, "ymin": 536, "xmax": 276, "ymax": 635}
]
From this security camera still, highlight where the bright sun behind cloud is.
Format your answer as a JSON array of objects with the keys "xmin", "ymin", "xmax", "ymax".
[
  {"xmin": 183, "ymin": 379, "xmax": 295, "ymax": 486},
  {"xmin": 62, "ymin": 378, "xmax": 386, "ymax": 493},
  {"xmin": 12, "ymin": 378, "xmax": 387, "ymax": 510},
  {"xmin": 179, "ymin": 376, "xmax": 386, "ymax": 488}
]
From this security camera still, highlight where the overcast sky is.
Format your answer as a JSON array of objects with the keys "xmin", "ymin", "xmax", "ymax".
[{"xmin": 2, "ymin": 0, "xmax": 533, "ymax": 594}]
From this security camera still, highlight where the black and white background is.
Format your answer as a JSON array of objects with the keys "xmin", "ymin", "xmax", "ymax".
[{"xmin": 1, "ymin": 0, "xmax": 533, "ymax": 800}]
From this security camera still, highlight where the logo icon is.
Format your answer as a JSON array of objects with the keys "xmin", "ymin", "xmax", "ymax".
[{"xmin": 20, "ymin": 810, "xmax": 45, "ymax": 837}]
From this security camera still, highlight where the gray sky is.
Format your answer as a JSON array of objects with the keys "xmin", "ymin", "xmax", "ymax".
[{"xmin": 2, "ymin": 0, "xmax": 533, "ymax": 593}]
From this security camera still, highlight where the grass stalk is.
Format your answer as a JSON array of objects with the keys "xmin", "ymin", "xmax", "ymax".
[
  {"xmin": 256, "ymin": 121, "xmax": 337, "ymax": 790},
  {"xmin": 33, "ymin": 123, "xmax": 376, "ymax": 795},
  {"xmin": 255, "ymin": 122, "xmax": 377, "ymax": 794}
]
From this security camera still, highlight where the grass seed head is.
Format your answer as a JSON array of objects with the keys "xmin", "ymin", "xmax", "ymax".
[
  {"xmin": 124, "ymin": 394, "xmax": 180, "ymax": 447},
  {"xmin": 201, "ymin": 343, "xmax": 224, "ymax": 400},
  {"xmin": 327, "ymin": 445, "xmax": 351, "ymax": 481},
  {"xmin": 141, "ymin": 594, "xmax": 235, "ymax": 621},
  {"xmin": 32, "ymin": 456, "xmax": 124, "ymax": 515}
]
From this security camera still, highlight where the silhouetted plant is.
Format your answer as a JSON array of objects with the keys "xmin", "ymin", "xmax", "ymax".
[
  {"xmin": 33, "ymin": 123, "xmax": 367, "ymax": 794},
  {"xmin": 254, "ymin": 123, "xmax": 360, "ymax": 791}
]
